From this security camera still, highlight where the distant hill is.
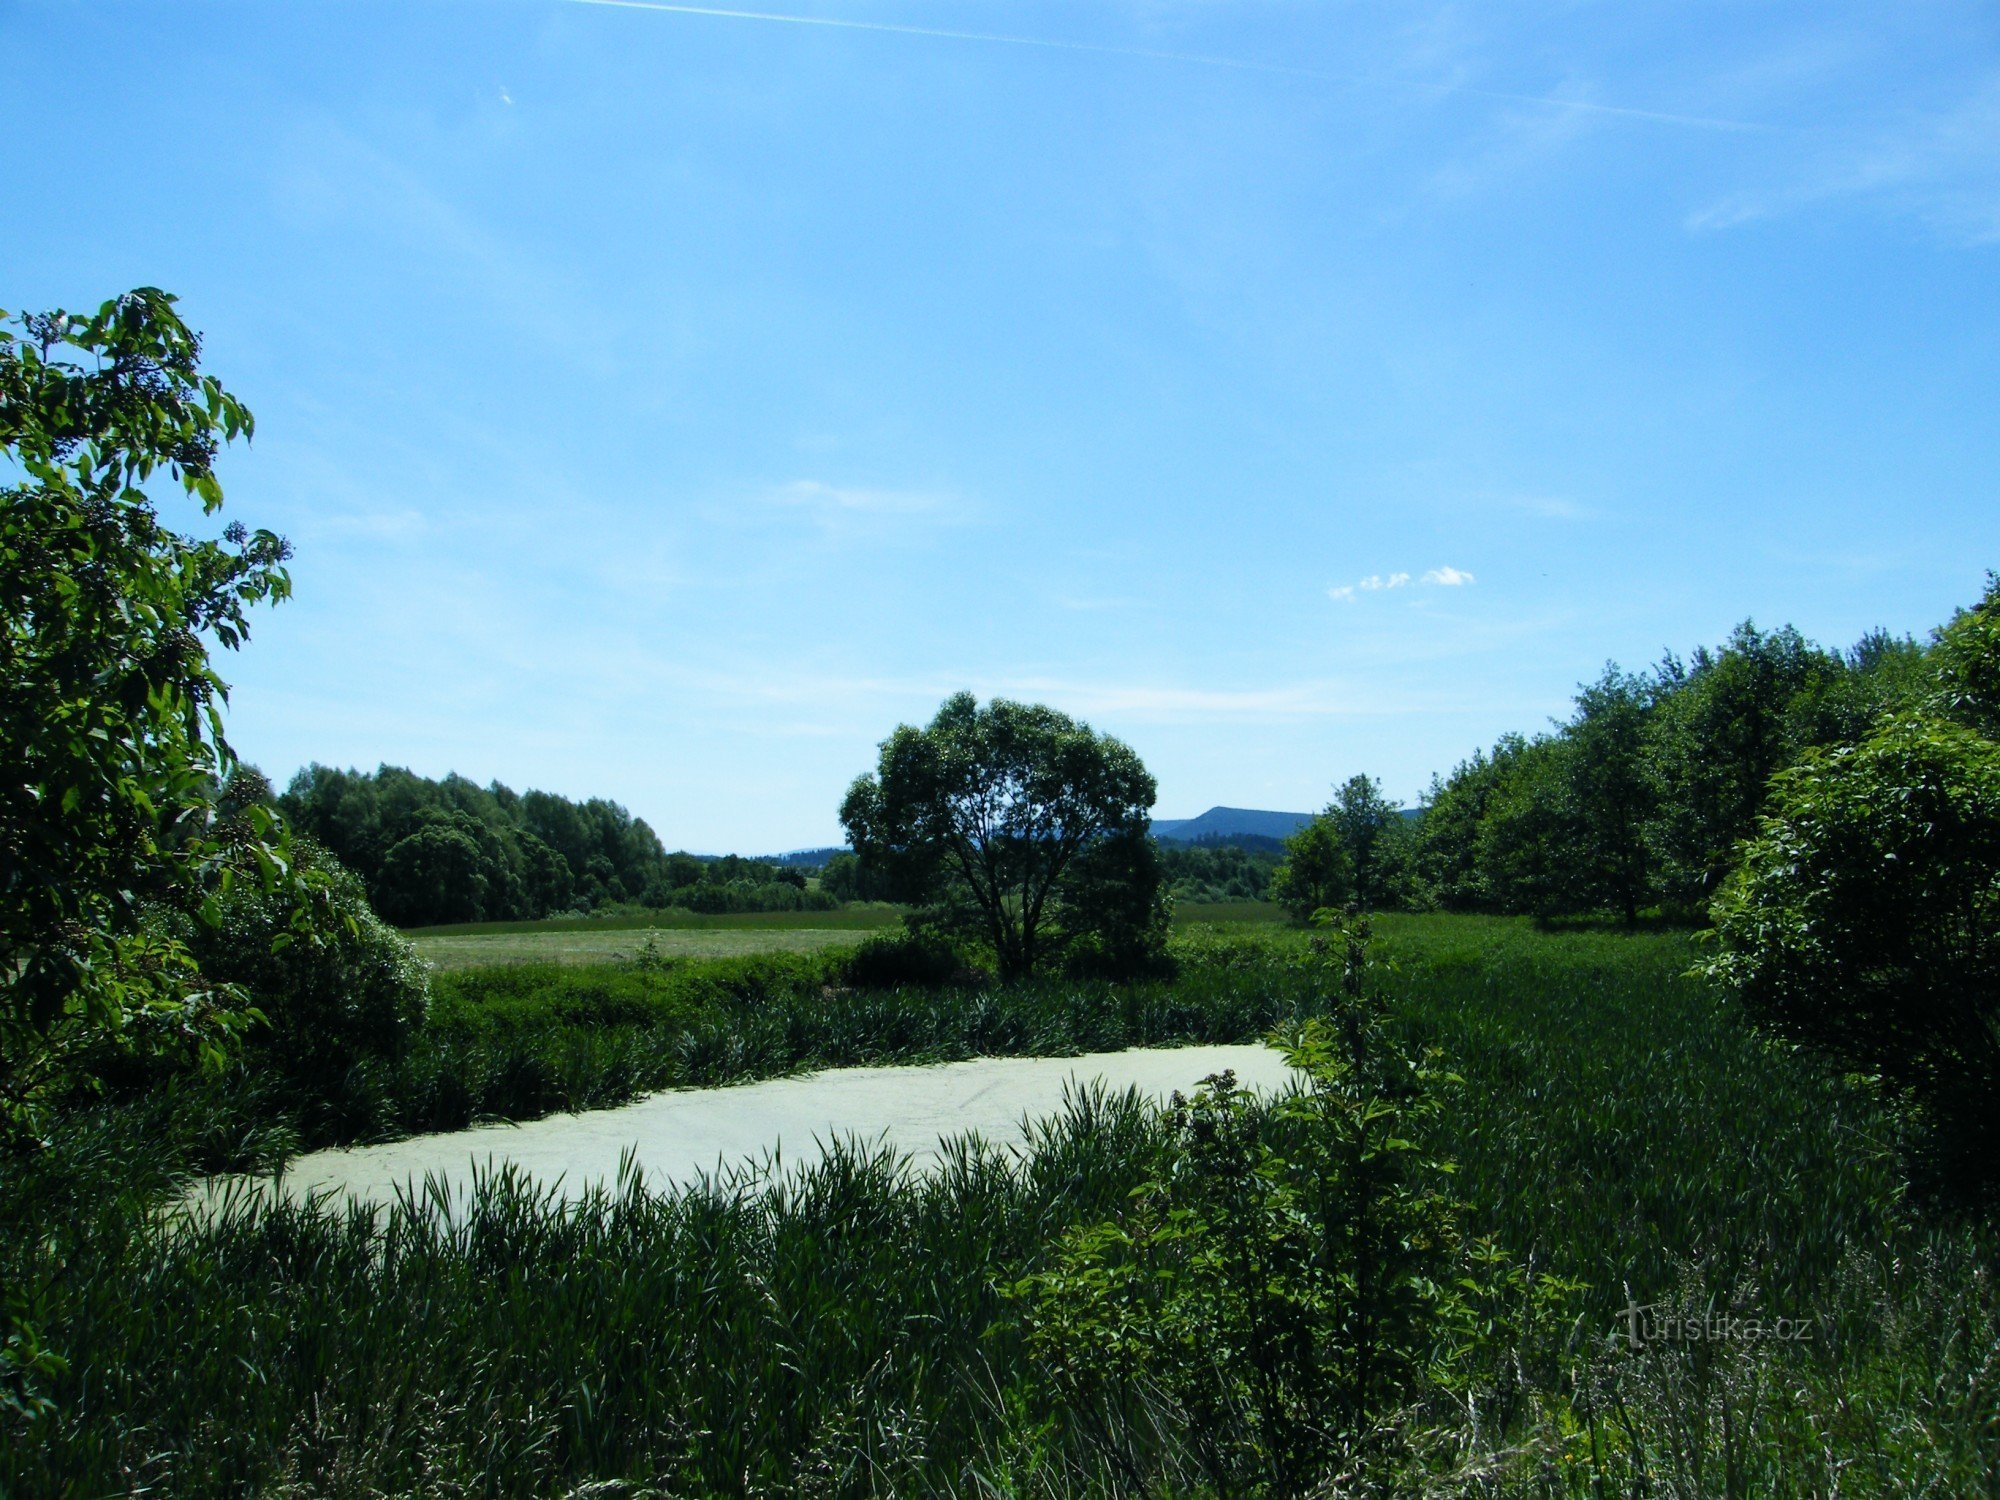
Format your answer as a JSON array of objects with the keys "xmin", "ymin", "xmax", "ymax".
[
  {"xmin": 762, "ymin": 806, "xmax": 1420, "ymax": 863},
  {"xmin": 1150, "ymin": 807, "xmax": 1316, "ymax": 846}
]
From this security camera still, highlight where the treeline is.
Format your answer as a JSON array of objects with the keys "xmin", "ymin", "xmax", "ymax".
[
  {"xmin": 279, "ymin": 765, "xmax": 835, "ymax": 928},
  {"xmin": 1266, "ymin": 618, "xmax": 1945, "ymax": 924},
  {"xmin": 1299, "ymin": 617, "xmax": 1927, "ymax": 924},
  {"xmin": 1410, "ymin": 621, "xmax": 1927, "ymax": 922},
  {"xmin": 1157, "ymin": 841, "xmax": 1285, "ymax": 902}
]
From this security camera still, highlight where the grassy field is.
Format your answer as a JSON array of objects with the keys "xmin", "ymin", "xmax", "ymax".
[
  {"xmin": 1173, "ymin": 898, "xmax": 1289, "ymax": 925},
  {"xmin": 408, "ymin": 900, "xmax": 1284, "ymax": 969},
  {"xmin": 410, "ymin": 923, "xmax": 878, "ymax": 968},
  {"xmin": 8, "ymin": 915, "xmax": 1996, "ymax": 1495},
  {"xmin": 402, "ymin": 904, "xmax": 909, "ymax": 939}
]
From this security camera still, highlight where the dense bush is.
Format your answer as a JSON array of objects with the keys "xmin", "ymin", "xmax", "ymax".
[
  {"xmin": 154, "ymin": 840, "xmax": 428, "ymax": 1140},
  {"xmin": 841, "ymin": 927, "xmax": 966, "ymax": 989},
  {"xmin": 1930, "ymin": 572, "xmax": 2000, "ymax": 735},
  {"xmin": 659, "ymin": 877, "xmax": 839, "ymax": 916},
  {"xmin": 1708, "ymin": 714, "xmax": 2000, "ymax": 1195},
  {"xmin": 1701, "ymin": 578, "xmax": 2000, "ymax": 1195},
  {"xmin": 1012, "ymin": 920, "xmax": 1517, "ymax": 1492},
  {"xmin": 1, "ymin": 290, "xmax": 290, "ymax": 1146}
]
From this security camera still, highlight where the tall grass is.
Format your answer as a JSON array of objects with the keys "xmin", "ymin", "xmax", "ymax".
[
  {"xmin": 10, "ymin": 1091, "xmax": 1190, "ymax": 1495},
  {"xmin": 159, "ymin": 940, "xmax": 1339, "ymax": 1163},
  {"xmin": 5, "ymin": 916, "xmax": 1997, "ymax": 1495}
]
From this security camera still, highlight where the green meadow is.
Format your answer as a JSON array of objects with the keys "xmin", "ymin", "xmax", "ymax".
[
  {"xmin": 409, "ymin": 921, "xmax": 882, "ymax": 969},
  {"xmin": 406, "ymin": 901, "xmax": 1281, "ymax": 970},
  {"xmin": 8, "ymin": 915, "xmax": 1996, "ymax": 1495}
]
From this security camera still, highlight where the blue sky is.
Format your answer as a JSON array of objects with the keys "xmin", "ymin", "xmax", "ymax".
[{"xmin": 6, "ymin": 1, "xmax": 1998, "ymax": 851}]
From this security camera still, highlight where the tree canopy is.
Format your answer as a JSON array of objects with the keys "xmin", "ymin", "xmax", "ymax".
[
  {"xmin": 840, "ymin": 693, "xmax": 1166, "ymax": 980},
  {"xmin": 1, "ymin": 290, "xmax": 292, "ymax": 1138},
  {"xmin": 1407, "ymin": 611, "xmax": 1934, "ymax": 925},
  {"xmin": 1268, "ymin": 776, "xmax": 1420, "ymax": 918},
  {"xmin": 280, "ymin": 763, "xmax": 832, "ymax": 926}
]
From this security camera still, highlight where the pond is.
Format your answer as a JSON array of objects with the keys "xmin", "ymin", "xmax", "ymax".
[{"xmin": 213, "ymin": 1043, "xmax": 1299, "ymax": 1213}]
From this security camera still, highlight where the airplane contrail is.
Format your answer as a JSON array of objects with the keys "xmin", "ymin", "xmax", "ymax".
[{"xmin": 558, "ymin": 0, "xmax": 1770, "ymax": 133}]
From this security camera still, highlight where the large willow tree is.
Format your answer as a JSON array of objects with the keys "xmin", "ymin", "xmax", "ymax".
[{"xmin": 840, "ymin": 693, "xmax": 1167, "ymax": 981}]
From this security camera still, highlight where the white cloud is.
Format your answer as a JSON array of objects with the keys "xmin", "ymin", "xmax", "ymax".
[
  {"xmin": 1356, "ymin": 571, "xmax": 1412, "ymax": 592},
  {"xmin": 1331, "ymin": 566, "xmax": 1475, "ymax": 601}
]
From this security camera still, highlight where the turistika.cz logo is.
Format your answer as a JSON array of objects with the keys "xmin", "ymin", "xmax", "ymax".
[{"xmin": 1616, "ymin": 1295, "xmax": 1816, "ymax": 1350}]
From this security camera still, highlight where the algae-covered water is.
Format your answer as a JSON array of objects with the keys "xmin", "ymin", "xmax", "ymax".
[{"xmin": 214, "ymin": 1043, "xmax": 1298, "ymax": 1212}]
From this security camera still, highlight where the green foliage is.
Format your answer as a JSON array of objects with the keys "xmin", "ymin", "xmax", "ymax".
[
  {"xmin": 6, "ymin": 917, "xmax": 1998, "ymax": 1493},
  {"xmin": 818, "ymin": 849, "xmax": 892, "ymax": 903},
  {"xmin": 841, "ymin": 693, "xmax": 1167, "ymax": 980},
  {"xmin": 1, "ymin": 1290, "xmax": 64, "ymax": 1423},
  {"xmin": 282, "ymin": 763, "xmax": 834, "ymax": 926},
  {"xmin": 1270, "ymin": 778, "xmax": 1426, "ymax": 919},
  {"xmin": 1929, "ymin": 571, "xmax": 2000, "ymax": 736},
  {"xmin": 0, "ymin": 290, "xmax": 292, "ymax": 1142},
  {"xmin": 1848, "ymin": 624, "xmax": 1934, "ymax": 717},
  {"xmin": 1411, "ymin": 607, "xmax": 1949, "ymax": 925},
  {"xmin": 162, "ymin": 839, "xmax": 429, "ymax": 1140},
  {"xmin": 283, "ymin": 764, "xmax": 659, "ymax": 924},
  {"xmin": 841, "ymin": 926, "xmax": 965, "ymax": 989},
  {"xmin": 1415, "ymin": 738, "xmax": 1522, "ymax": 911},
  {"xmin": 1158, "ymin": 840, "xmax": 1284, "ymax": 902},
  {"xmin": 1707, "ymin": 712, "xmax": 2000, "ymax": 1194},
  {"xmin": 1057, "ymin": 825, "xmax": 1175, "ymax": 979},
  {"xmin": 1645, "ymin": 622, "xmax": 1865, "ymax": 910},
  {"xmin": 658, "ymin": 852, "xmax": 837, "ymax": 916},
  {"xmin": 1012, "ymin": 915, "xmax": 1483, "ymax": 1493},
  {"xmin": 1566, "ymin": 664, "xmax": 1658, "ymax": 924},
  {"xmin": 1328, "ymin": 774, "xmax": 1405, "ymax": 910},
  {"xmin": 1475, "ymin": 736, "xmax": 1594, "ymax": 921},
  {"xmin": 1268, "ymin": 813, "xmax": 1353, "ymax": 920},
  {"xmin": 1457, "ymin": 671, "xmax": 1660, "ymax": 925},
  {"xmin": 376, "ymin": 817, "xmax": 492, "ymax": 926}
]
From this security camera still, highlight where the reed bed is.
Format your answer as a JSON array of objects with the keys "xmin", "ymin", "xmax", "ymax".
[{"xmin": 154, "ymin": 939, "xmax": 1341, "ymax": 1163}]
